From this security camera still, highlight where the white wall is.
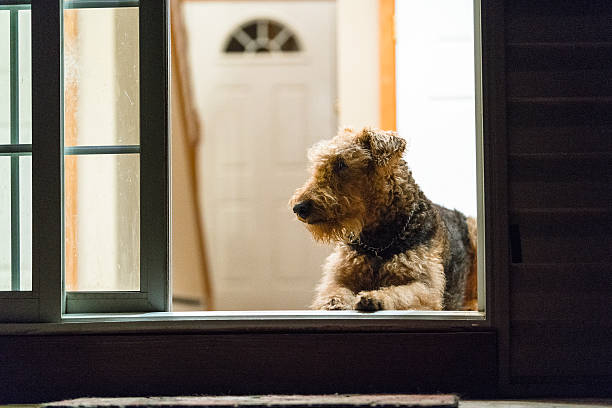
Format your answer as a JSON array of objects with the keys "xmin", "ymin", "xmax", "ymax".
[
  {"xmin": 396, "ymin": 0, "xmax": 477, "ymax": 217},
  {"xmin": 336, "ymin": 0, "xmax": 379, "ymax": 129}
]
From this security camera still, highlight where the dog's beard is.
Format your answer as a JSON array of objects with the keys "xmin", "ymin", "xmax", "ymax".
[{"xmin": 305, "ymin": 216, "xmax": 364, "ymax": 244}]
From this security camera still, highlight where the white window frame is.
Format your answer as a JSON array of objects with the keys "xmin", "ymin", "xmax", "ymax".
[{"xmin": 0, "ymin": 0, "xmax": 491, "ymax": 330}]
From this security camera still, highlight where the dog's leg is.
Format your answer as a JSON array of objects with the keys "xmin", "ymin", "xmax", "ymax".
[
  {"xmin": 311, "ymin": 249, "xmax": 362, "ymax": 310},
  {"xmin": 355, "ymin": 282, "xmax": 444, "ymax": 311},
  {"xmin": 312, "ymin": 281, "xmax": 357, "ymax": 310}
]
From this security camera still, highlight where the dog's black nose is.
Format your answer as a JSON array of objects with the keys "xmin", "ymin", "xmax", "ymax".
[{"xmin": 293, "ymin": 200, "xmax": 313, "ymax": 219}]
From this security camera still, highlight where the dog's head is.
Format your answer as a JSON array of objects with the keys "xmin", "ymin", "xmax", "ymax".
[{"xmin": 289, "ymin": 127, "xmax": 407, "ymax": 242}]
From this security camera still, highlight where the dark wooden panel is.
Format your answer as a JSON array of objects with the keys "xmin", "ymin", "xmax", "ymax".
[
  {"xmin": 482, "ymin": 0, "xmax": 512, "ymax": 394},
  {"xmin": 510, "ymin": 181, "xmax": 612, "ymax": 209},
  {"xmin": 511, "ymin": 263, "xmax": 612, "ymax": 293},
  {"xmin": 517, "ymin": 233, "xmax": 612, "ymax": 263},
  {"xmin": 511, "ymin": 292, "xmax": 612, "ymax": 324},
  {"xmin": 510, "ymin": 326, "xmax": 612, "ymax": 377},
  {"xmin": 511, "ymin": 375, "xmax": 612, "ymax": 388},
  {"xmin": 510, "ymin": 210, "xmax": 612, "ymax": 264},
  {"xmin": 511, "ymin": 263, "xmax": 612, "ymax": 323},
  {"xmin": 508, "ymin": 99, "xmax": 612, "ymax": 128},
  {"xmin": 506, "ymin": 1, "xmax": 612, "ymax": 44},
  {"xmin": 503, "ymin": 0, "xmax": 612, "ymax": 397},
  {"xmin": 508, "ymin": 126, "xmax": 612, "ymax": 155},
  {"xmin": 509, "ymin": 153, "xmax": 612, "ymax": 208},
  {"xmin": 507, "ymin": 43, "xmax": 612, "ymax": 72},
  {"xmin": 509, "ymin": 153, "xmax": 612, "ymax": 182},
  {"xmin": 507, "ymin": 70, "xmax": 612, "ymax": 98},
  {"xmin": 506, "ymin": 0, "xmax": 612, "ymax": 16},
  {"xmin": 0, "ymin": 332, "xmax": 497, "ymax": 404}
]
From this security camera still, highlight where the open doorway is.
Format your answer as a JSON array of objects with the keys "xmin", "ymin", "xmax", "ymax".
[{"xmin": 171, "ymin": 0, "xmax": 479, "ymax": 312}]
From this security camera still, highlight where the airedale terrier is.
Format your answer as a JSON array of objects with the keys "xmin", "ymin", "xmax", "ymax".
[{"xmin": 290, "ymin": 127, "xmax": 477, "ymax": 311}]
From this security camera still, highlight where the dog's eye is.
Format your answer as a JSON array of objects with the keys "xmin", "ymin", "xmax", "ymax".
[{"xmin": 334, "ymin": 159, "xmax": 348, "ymax": 173}]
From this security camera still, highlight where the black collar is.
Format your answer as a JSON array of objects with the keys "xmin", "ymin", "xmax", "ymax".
[
  {"xmin": 347, "ymin": 211, "xmax": 414, "ymax": 260},
  {"xmin": 347, "ymin": 205, "xmax": 435, "ymax": 260}
]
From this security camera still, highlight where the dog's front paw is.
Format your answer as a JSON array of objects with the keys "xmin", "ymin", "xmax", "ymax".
[
  {"xmin": 356, "ymin": 292, "xmax": 384, "ymax": 312},
  {"xmin": 319, "ymin": 297, "xmax": 353, "ymax": 310}
]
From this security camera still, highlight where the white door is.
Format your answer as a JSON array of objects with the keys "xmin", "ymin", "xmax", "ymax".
[{"xmin": 183, "ymin": 1, "xmax": 336, "ymax": 310}]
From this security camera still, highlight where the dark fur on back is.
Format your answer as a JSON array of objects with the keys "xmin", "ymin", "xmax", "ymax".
[
  {"xmin": 435, "ymin": 205, "xmax": 473, "ymax": 310},
  {"xmin": 346, "ymin": 185, "xmax": 474, "ymax": 310}
]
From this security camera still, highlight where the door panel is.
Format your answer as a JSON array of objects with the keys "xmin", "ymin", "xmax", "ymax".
[{"xmin": 184, "ymin": 1, "xmax": 336, "ymax": 310}]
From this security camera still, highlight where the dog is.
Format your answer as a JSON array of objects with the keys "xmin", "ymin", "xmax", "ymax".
[{"xmin": 289, "ymin": 127, "xmax": 477, "ymax": 311}]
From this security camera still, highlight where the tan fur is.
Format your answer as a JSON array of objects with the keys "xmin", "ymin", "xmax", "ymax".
[{"xmin": 290, "ymin": 127, "xmax": 477, "ymax": 311}]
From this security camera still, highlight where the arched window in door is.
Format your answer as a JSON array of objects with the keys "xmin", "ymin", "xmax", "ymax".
[{"xmin": 224, "ymin": 19, "xmax": 301, "ymax": 53}]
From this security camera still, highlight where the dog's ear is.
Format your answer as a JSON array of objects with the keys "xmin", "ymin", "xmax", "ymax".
[{"xmin": 358, "ymin": 128, "xmax": 406, "ymax": 166}]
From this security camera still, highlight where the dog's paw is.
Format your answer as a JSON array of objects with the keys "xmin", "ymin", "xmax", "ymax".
[
  {"xmin": 320, "ymin": 297, "xmax": 353, "ymax": 310},
  {"xmin": 356, "ymin": 293, "xmax": 384, "ymax": 312}
]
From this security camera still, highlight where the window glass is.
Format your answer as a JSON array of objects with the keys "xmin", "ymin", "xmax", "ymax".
[
  {"xmin": 0, "ymin": 156, "xmax": 32, "ymax": 291},
  {"xmin": 18, "ymin": 10, "xmax": 32, "ymax": 144},
  {"xmin": 175, "ymin": 0, "xmax": 481, "ymax": 312},
  {"xmin": 63, "ymin": 5, "xmax": 141, "ymax": 292},
  {"xmin": 0, "ymin": 158, "xmax": 11, "ymax": 290},
  {"xmin": 63, "ymin": 6, "xmax": 139, "ymax": 147},
  {"xmin": 0, "ymin": 7, "xmax": 32, "ymax": 292},
  {"xmin": 0, "ymin": 11, "xmax": 9, "ymax": 145},
  {"xmin": 64, "ymin": 153, "xmax": 140, "ymax": 291}
]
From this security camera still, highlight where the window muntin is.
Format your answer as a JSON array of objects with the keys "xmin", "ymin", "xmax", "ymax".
[
  {"xmin": 224, "ymin": 19, "xmax": 301, "ymax": 54},
  {"xmin": 0, "ymin": 4, "xmax": 32, "ymax": 292}
]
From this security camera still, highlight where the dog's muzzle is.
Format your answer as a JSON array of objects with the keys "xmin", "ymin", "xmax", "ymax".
[{"xmin": 293, "ymin": 200, "xmax": 313, "ymax": 220}]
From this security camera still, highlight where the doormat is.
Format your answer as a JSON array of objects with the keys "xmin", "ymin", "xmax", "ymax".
[{"xmin": 44, "ymin": 394, "xmax": 459, "ymax": 408}]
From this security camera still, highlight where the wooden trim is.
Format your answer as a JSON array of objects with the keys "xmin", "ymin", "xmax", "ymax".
[
  {"xmin": 170, "ymin": 0, "xmax": 214, "ymax": 309},
  {"xmin": 31, "ymin": 0, "xmax": 64, "ymax": 322},
  {"xmin": 0, "ymin": 331, "xmax": 497, "ymax": 403},
  {"xmin": 63, "ymin": 9, "xmax": 78, "ymax": 291},
  {"xmin": 378, "ymin": 0, "xmax": 396, "ymax": 130},
  {"xmin": 139, "ymin": 0, "xmax": 170, "ymax": 310},
  {"xmin": 480, "ymin": 0, "xmax": 511, "ymax": 394}
]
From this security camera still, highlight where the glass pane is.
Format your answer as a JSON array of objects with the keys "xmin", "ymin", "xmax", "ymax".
[
  {"xmin": 63, "ymin": 6, "xmax": 139, "ymax": 147},
  {"xmin": 0, "ymin": 11, "xmax": 10, "ymax": 144},
  {"xmin": 19, "ymin": 155, "xmax": 32, "ymax": 290},
  {"xmin": 0, "ymin": 9, "xmax": 31, "ymax": 144},
  {"xmin": 0, "ymin": 156, "xmax": 32, "ymax": 291},
  {"xmin": 0, "ymin": 158, "xmax": 10, "ymax": 289},
  {"xmin": 65, "ymin": 154, "xmax": 140, "ymax": 291},
  {"xmin": 18, "ymin": 10, "xmax": 32, "ymax": 144}
]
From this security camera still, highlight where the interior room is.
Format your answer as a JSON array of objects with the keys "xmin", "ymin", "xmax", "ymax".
[{"xmin": 169, "ymin": 0, "xmax": 479, "ymax": 311}]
